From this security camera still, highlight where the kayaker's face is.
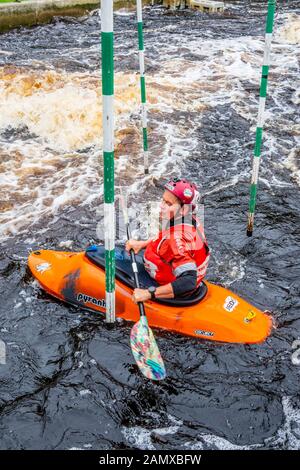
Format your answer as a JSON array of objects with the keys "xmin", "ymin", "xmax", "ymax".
[{"xmin": 159, "ymin": 190, "xmax": 181, "ymax": 220}]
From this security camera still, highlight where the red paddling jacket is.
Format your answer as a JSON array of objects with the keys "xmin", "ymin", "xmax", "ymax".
[{"xmin": 144, "ymin": 216, "xmax": 210, "ymax": 286}]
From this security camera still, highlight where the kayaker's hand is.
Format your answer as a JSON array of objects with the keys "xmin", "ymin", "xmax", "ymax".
[
  {"xmin": 132, "ymin": 288, "xmax": 151, "ymax": 304},
  {"xmin": 125, "ymin": 239, "xmax": 144, "ymax": 254}
]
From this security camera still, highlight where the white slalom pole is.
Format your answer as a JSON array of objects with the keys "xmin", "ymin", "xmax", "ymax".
[
  {"xmin": 101, "ymin": 0, "xmax": 115, "ymax": 323},
  {"xmin": 136, "ymin": 0, "xmax": 149, "ymax": 174}
]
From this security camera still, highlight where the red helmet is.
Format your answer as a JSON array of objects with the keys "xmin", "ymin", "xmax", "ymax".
[{"xmin": 164, "ymin": 178, "xmax": 198, "ymax": 206}]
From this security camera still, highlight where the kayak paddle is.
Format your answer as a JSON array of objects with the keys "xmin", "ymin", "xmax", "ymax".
[{"xmin": 119, "ymin": 191, "xmax": 166, "ymax": 381}]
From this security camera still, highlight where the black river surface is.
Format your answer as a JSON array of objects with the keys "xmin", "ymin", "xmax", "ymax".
[{"xmin": 0, "ymin": 1, "xmax": 299, "ymax": 450}]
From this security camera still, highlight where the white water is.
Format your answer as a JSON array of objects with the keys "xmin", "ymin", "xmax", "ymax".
[
  {"xmin": 121, "ymin": 396, "xmax": 300, "ymax": 450},
  {"xmin": 0, "ymin": 13, "xmax": 299, "ymax": 241}
]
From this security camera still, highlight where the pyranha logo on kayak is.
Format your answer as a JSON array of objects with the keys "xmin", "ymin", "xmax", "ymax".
[
  {"xmin": 223, "ymin": 296, "xmax": 239, "ymax": 312},
  {"xmin": 77, "ymin": 293, "xmax": 106, "ymax": 308},
  {"xmin": 195, "ymin": 329, "xmax": 214, "ymax": 337}
]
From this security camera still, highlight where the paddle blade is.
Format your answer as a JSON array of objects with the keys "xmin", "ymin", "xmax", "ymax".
[{"xmin": 130, "ymin": 316, "xmax": 166, "ymax": 381}]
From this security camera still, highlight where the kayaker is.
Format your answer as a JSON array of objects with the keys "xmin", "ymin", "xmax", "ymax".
[{"xmin": 125, "ymin": 178, "xmax": 210, "ymax": 303}]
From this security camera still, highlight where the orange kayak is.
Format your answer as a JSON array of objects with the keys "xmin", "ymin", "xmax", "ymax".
[{"xmin": 28, "ymin": 245, "xmax": 272, "ymax": 344}]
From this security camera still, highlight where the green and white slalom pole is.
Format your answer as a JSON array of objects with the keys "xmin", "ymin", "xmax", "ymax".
[
  {"xmin": 247, "ymin": 0, "xmax": 276, "ymax": 237},
  {"xmin": 136, "ymin": 0, "xmax": 149, "ymax": 174},
  {"xmin": 101, "ymin": 0, "xmax": 115, "ymax": 322}
]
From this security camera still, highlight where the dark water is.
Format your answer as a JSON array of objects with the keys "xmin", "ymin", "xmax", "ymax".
[{"xmin": 0, "ymin": 1, "xmax": 300, "ymax": 450}]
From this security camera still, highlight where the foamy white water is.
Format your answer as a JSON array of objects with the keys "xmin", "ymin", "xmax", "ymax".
[{"xmin": 0, "ymin": 12, "xmax": 299, "ymax": 242}]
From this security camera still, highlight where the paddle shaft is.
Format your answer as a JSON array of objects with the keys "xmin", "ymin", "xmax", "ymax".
[
  {"xmin": 125, "ymin": 224, "xmax": 147, "ymax": 317},
  {"xmin": 120, "ymin": 192, "xmax": 166, "ymax": 380}
]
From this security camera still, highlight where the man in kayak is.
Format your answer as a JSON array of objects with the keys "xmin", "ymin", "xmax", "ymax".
[{"xmin": 125, "ymin": 178, "xmax": 210, "ymax": 303}]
